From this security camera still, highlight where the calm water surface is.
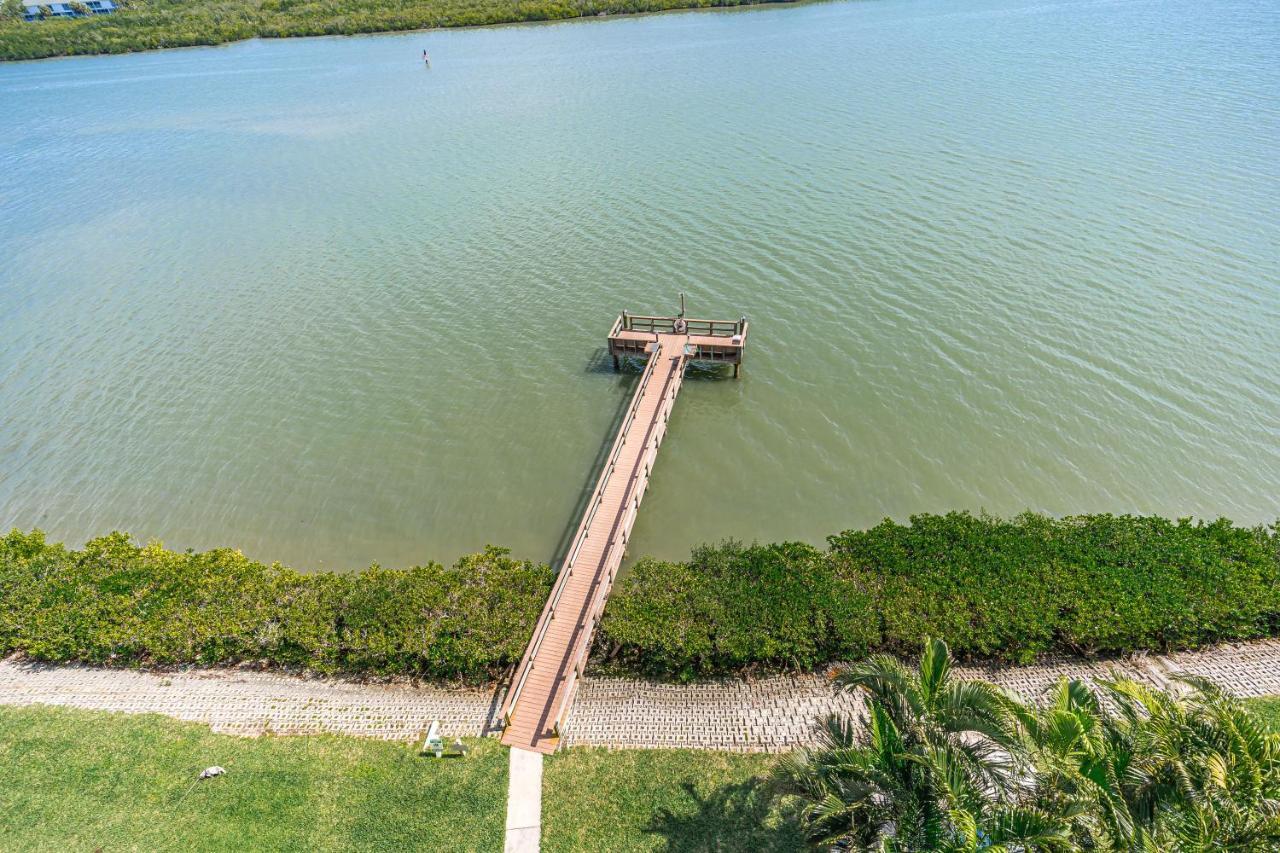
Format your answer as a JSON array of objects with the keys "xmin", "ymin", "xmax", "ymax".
[{"xmin": 2, "ymin": 0, "xmax": 1278, "ymax": 570}]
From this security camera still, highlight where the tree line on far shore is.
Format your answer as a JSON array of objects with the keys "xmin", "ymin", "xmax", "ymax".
[{"xmin": 0, "ymin": 0, "xmax": 785, "ymax": 61}]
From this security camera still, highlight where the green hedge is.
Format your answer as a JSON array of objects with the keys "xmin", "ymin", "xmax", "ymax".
[
  {"xmin": 599, "ymin": 513, "xmax": 1280, "ymax": 677},
  {"xmin": 0, "ymin": 529, "xmax": 551, "ymax": 679},
  {"xmin": 2, "ymin": 513, "xmax": 1278, "ymax": 682},
  {"xmin": 598, "ymin": 541, "xmax": 878, "ymax": 680}
]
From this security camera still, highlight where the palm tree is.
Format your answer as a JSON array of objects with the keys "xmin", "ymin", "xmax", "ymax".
[
  {"xmin": 1141, "ymin": 677, "xmax": 1280, "ymax": 849},
  {"xmin": 1016, "ymin": 675, "xmax": 1280, "ymax": 851},
  {"xmin": 782, "ymin": 637, "xmax": 1073, "ymax": 850},
  {"xmin": 784, "ymin": 639, "xmax": 1280, "ymax": 851}
]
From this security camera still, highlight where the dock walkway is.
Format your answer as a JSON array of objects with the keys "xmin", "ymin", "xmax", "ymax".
[
  {"xmin": 501, "ymin": 334, "xmax": 691, "ymax": 753},
  {"xmin": 501, "ymin": 310, "xmax": 748, "ymax": 753}
]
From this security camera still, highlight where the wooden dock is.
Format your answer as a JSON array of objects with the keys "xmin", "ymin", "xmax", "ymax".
[{"xmin": 500, "ymin": 312, "xmax": 748, "ymax": 753}]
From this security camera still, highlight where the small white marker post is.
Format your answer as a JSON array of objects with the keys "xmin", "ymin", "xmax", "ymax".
[{"xmin": 422, "ymin": 720, "xmax": 444, "ymax": 758}]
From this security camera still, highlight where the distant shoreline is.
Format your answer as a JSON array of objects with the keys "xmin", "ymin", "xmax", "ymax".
[{"xmin": 0, "ymin": 0, "xmax": 796, "ymax": 63}]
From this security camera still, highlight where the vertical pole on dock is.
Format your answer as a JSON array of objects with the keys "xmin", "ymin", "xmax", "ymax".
[{"xmin": 679, "ymin": 293, "xmax": 686, "ymax": 318}]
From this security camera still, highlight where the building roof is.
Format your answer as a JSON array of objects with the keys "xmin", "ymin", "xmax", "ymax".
[
  {"xmin": 24, "ymin": 0, "xmax": 116, "ymax": 6},
  {"xmin": 22, "ymin": 0, "xmax": 102, "ymax": 7}
]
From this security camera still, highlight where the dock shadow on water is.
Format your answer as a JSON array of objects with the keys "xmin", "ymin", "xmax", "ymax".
[
  {"xmin": 644, "ymin": 778, "xmax": 807, "ymax": 853},
  {"xmin": 544, "ymin": 348, "xmax": 641, "ymax": 570},
  {"xmin": 546, "ymin": 348, "xmax": 737, "ymax": 570},
  {"xmin": 681, "ymin": 360, "xmax": 737, "ymax": 384}
]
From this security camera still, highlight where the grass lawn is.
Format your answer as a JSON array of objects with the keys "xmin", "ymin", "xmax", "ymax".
[
  {"xmin": 6, "ymin": 698, "xmax": 1280, "ymax": 851},
  {"xmin": 0, "ymin": 704, "xmax": 801, "ymax": 852},
  {"xmin": 0, "ymin": 704, "xmax": 506, "ymax": 852},
  {"xmin": 542, "ymin": 747, "xmax": 805, "ymax": 852},
  {"xmin": 1248, "ymin": 696, "xmax": 1280, "ymax": 729}
]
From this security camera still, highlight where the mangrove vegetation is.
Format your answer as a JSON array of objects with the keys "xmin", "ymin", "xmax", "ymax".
[
  {"xmin": 1, "ymin": 512, "xmax": 1277, "ymax": 682},
  {"xmin": 603, "ymin": 512, "xmax": 1280, "ymax": 678}
]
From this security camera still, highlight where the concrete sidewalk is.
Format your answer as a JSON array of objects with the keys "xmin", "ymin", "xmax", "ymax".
[{"xmin": 505, "ymin": 747, "xmax": 543, "ymax": 852}]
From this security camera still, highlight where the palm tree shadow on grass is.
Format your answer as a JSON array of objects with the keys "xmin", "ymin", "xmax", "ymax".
[{"xmin": 644, "ymin": 776, "xmax": 808, "ymax": 853}]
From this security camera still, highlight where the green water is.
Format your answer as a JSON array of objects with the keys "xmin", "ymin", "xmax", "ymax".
[{"xmin": 1, "ymin": 0, "xmax": 1277, "ymax": 571}]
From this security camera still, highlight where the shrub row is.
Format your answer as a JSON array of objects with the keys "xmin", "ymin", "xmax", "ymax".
[
  {"xmin": 598, "ymin": 513, "xmax": 1280, "ymax": 678},
  {"xmin": 2, "ymin": 512, "xmax": 1277, "ymax": 681},
  {"xmin": 598, "ymin": 540, "xmax": 878, "ymax": 678},
  {"xmin": 0, "ymin": 529, "xmax": 551, "ymax": 680}
]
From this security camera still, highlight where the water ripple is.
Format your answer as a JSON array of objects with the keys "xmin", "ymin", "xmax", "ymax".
[{"xmin": 1, "ymin": 0, "xmax": 1277, "ymax": 570}]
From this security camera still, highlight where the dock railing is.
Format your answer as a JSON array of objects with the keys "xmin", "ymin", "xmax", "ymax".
[
  {"xmin": 617, "ymin": 313, "xmax": 746, "ymax": 337},
  {"xmin": 502, "ymin": 341, "xmax": 666, "ymax": 730},
  {"xmin": 609, "ymin": 313, "xmax": 748, "ymax": 372}
]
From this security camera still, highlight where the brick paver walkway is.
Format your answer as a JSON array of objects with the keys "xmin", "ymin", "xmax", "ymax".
[
  {"xmin": 5, "ymin": 639, "xmax": 1280, "ymax": 751},
  {"xmin": 0, "ymin": 657, "xmax": 503, "ymax": 740}
]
